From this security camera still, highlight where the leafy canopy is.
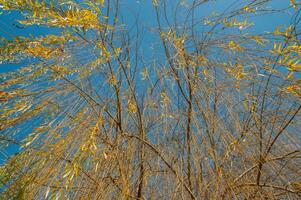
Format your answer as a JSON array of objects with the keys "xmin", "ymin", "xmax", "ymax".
[{"xmin": 0, "ymin": 0, "xmax": 301, "ymax": 199}]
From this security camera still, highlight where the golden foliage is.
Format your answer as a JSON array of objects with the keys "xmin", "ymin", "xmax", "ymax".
[{"xmin": 0, "ymin": 0, "xmax": 301, "ymax": 199}]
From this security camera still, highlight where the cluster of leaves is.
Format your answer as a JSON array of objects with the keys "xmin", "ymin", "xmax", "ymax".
[
  {"xmin": 0, "ymin": 0, "xmax": 107, "ymax": 29},
  {"xmin": 0, "ymin": 0, "xmax": 301, "ymax": 199}
]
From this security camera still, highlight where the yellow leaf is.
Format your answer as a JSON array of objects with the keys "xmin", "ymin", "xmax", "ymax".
[
  {"xmin": 100, "ymin": 0, "xmax": 105, "ymax": 7},
  {"xmin": 287, "ymin": 71, "xmax": 294, "ymax": 79},
  {"xmin": 108, "ymin": 75, "xmax": 117, "ymax": 86},
  {"xmin": 127, "ymin": 100, "xmax": 137, "ymax": 114},
  {"xmin": 250, "ymin": 36, "xmax": 265, "ymax": 46},
  {"xmin": 228, "ymin": 41, "xmax": 244, "ymax": 51},
  {"xmin": 203, "ymin": 69, "xmax": 208, "ymax": 77},
  {"xmin": 243, "ymin": 6, "xmax": 254, "ymax": 13},
  {"xmin": 153, "ymin": 0, "xmax": 159, "ymax": 6}
]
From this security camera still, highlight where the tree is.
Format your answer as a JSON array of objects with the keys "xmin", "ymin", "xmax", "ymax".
[{"xmin": 0, "ymin": 0, "xmax": 301, "ymax": 199}]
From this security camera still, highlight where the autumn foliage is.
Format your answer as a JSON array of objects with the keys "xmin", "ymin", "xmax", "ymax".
[{"xmin": 0, "ymin": 0, "xmax": 301, "ymax": 199}]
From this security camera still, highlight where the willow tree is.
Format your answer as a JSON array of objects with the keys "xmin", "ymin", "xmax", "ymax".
[{"xmin": 0, "ymin": 0, "xmax": 301, "ymax": 199}]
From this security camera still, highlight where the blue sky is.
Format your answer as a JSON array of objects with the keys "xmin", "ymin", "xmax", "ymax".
[
  {"xmin": 0, "ymin": 0, "xmax": 295, "ymax": 72},
  {"xmin": 0, "ymin": 0, "xmax": 297, "ymax": 163}
]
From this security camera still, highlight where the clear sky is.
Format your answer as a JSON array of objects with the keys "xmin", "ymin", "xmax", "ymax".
[
  {"xmin": 0, "ymin": 0, "xmax": 297, "ymax": 163},
  {"xmin": 0, "ymin": 0, "xmax": 295, "ymax": 72}
]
